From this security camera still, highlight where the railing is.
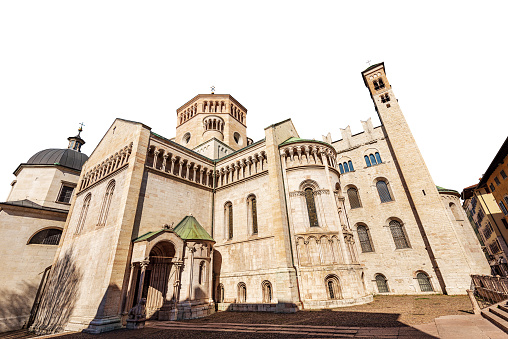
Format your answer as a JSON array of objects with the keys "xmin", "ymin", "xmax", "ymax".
[{"xmin": 471, "ymin": 274, "xmax": 508, "ymax": 308}]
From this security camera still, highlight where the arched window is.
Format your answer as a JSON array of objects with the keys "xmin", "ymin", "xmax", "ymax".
[
  {"xmin": 28, "ymin": 228, "xmax": 62, "ymax": 245},
  {"xmin": 376, "ymin": 180, "xmax": 393, "ymax": 203},
  {"xmin": 378, "ymin": 78, "xmax": 385, "ymax": 88},
  {"xmin": 375, "ymin": 274, "xmax": 389, "ymax": 293},
  {"xmin": 449, "ymin": 202, "xmax": 462, "ymax": 221},
  {"xmin": 348, "ymin": 160, "xmax": 354, "ymax": 171},
  {"xmin": 76, "ymin": 193, "xmax": 91, "ymax": 234},
  {"xmin": 416, "ymin": 272, "xmax": 433, "ymax": 292},
  {"xmin": 373, "ymin": 80, "xmax": 379, "ymax": 90},
  {"xmin": 357, "ymin": 225, "xmax": 374, "ymax": 252},
  {"xmin": 325, "ymin": 275, "xmax": 342, "ymax": 300},
  {"xmin": 347, "ymin": 187, "xmax": 361, "ymax": 209},
  {"xmin": 247, "ymin": 195, "xmax": 258, "ymax": 235},
  {"xmin": 225, "ymin": 202, "xmax": 233, "ymax": 239},
  {"xmin": 375, "ymin": 152, "xmax": 382, "ymax": 164},
  {"xmin": 262, "ymin": 281, "xmax": 273, "ymax": 303},
  {"xmin": 389, "ymin": 220, "xmax": 410, "ymax": 249},
  {"xmin": 343, "ymin": 162, "xmax": 349, "ymax": 173},
  {"xmin": 369, "ymin": 154, "xmax": 377, "ymax": 165},
  {"xmin": 216, "ymin": 284, "xmax": 224, "ymax": 303},
  {"xmin": 97, "ymin": 180, "xmax": 115, "ymax": 227},
  {"xmin": 364, "ymin": 155, "xmax": 371, "ymax": 167},
  {"xmin": 198, "ymin": 261, "xmax": 206, "ymax": 285},
  {"xmin": 339, "ymin": 163, "xmax": 344, "ymax": 173},
  {"xmin": 238, "ymin": 282, "xmax": 247, "ymax": 303},
  {"xmin": 304, "ymin": 188, "xmax": 319, "ymax": 227}
]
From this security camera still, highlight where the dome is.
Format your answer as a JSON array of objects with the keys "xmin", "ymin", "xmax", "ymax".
[{"xmin": 27, "ymin": 148, "xmax": 89, "ymax": 171}]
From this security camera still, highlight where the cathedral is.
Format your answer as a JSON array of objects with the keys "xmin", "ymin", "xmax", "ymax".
[{"xmin": 0, "ymin": 63, "xmax": 490, "ymax": 334}]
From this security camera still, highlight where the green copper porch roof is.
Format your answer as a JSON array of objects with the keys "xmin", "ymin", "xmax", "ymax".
[
  {"xmin": 173, "ymin": 215, "xmax": 214, "ymax": 242},
  {"xmin": 436, "ymin": 185, "xmax": 460, "ymax": 195},
  {"xmin": 279, "ymin": 137, "xmax": 330, "ymax": 146},
  {"xmin": 133, "ymin": 216, "xmax": 214, "ymax": 243},
  {"xmin": 133, "ymin": 229, "xmax": 165, "ymax": 242}
]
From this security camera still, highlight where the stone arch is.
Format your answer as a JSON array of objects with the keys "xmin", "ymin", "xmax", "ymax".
[
  {"xmin": 27, "ymin": 227, "xmax": 63, "ymax": 245},
  {"xmin": 261, "ymin": 280, "xmax": 273, "ymax": 303},
  {"xmin": 299, "ymin": 179, "xmax": 320, "ymax": 191},
  {"xmin": 325, "ymin": 274, "xmax": 342, "ymax": 300},
  {"xmin": 237, "ymin": 282, "xmax": 247, "ymax": 303},
  {"xmin": 449, "ymin": 202, "xmax": 462, "ymax": 221},
  {"xmin": 414, "ymin": 270, "xmax": 434, "ymax": 292}
]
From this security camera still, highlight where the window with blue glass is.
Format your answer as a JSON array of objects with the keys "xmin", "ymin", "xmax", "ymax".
[
  {"xmin": 369, "ymin": 154, "xmax": 376, "ymax": 165},
  {"xmin": 365, "ymin": 156, "xmax": 371, "ymax": 167},
  {"xmin": 348, "ymin": 160, "xmax": 354, "ymax": 171},
  {"xmin": 375, "ymin": 152, "xmax": 382, "ymax": 164},
  {"xmin": 343, "ymin": 162, "xmax": 349, "ymax": 173},
  {"xmin": 339, "ymin": 163, "xmax": 344, "ymax": 174},
  {"xmin": 365, "ymin": 152, "xmax": 382, "ymax": 167}
]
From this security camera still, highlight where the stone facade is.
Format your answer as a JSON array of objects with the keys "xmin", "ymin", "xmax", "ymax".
[{"xmin": 1, "ymin": 63, "xmax": 490, "ymax": 334}]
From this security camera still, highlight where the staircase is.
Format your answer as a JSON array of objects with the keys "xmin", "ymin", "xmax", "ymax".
[{"xmin": 481, "ymin": 300, "xmax": 508, "ymax": 333}]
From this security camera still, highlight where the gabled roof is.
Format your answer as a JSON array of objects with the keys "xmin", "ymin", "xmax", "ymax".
[
  {"xmin": 133, "ymin": 216, "xmax": 214, "ymax": 243},
  {"xmin": 0, "ymin": 199, "xmax": 68, "ymax": 214},
  {"xmin": 173, "ymin": 215, "xmax": 214, "ymax": 242}
]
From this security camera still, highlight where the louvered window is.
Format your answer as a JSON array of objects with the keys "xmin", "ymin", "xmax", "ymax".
[
  {"xmin": 389, "ymin": 220, "xmax": 409, "ymax": 249},
  {"xmin": 376, "ymin": 181, "xmax": 393, "ymax": 203},
  {"xmin": 375, "ymin": 274, "xmax": 389, "ymax": 293},
  {"xmin": 347, "ymin": 188, "xmax": 361, "ymax": 209},
  {"xmin": 417, "ymin": 273, "xmax": 433, "ymax": 292},
  {"xmin": 305, "ymin": 188, "xmax": 319, "ymax": 227},
  {"xmin": 357, "ymin": 226, "xmax": 373, "ymax": 252}
]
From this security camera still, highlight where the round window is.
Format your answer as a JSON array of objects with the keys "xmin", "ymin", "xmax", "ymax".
[
  {"xmin": 234, "ymin": 132, "xmax": 243, "ymax": 146},
  {"xmin": 183, "ymin": 132, "xmax": 191, "ymax": 144}
]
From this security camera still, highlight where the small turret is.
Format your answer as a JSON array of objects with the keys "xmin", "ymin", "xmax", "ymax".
[{"xmin": 67, "ymin": 123, "xmax": 86, "ymax": 152}]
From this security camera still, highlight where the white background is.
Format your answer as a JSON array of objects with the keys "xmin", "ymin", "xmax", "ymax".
[{"xmin": 0, "ymin": 1, "xmax": 506, "ymax": 201}]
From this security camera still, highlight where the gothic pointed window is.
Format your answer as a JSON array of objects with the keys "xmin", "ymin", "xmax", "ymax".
[
  {"xmin": 347, "ymin": 187, "xmax": 361, "ymax": 209},
  {"xmin": 325, "ymin": 275, "xmax": 342, "ymax": 300},
  {"xmin": 375, "ymin": 274, "xmax": 389, "ymax": 293},
  {"xmin": 389, "ymin": 220, "xmax": 410, "ymax": 249},
  {"xmin": 376, "ymin": 180, "xmax": 393, "ymax": 203},
  {"xmin": 262, "ymin": 281, "xmax": 272, "ymax": 303},
  {"xmin": 416, "ymin": 272, "xmax": 433, "ymax": 292},
  {"xmin": 76, "ymin": 193, "xmax": 91, "ymax": 234},
  {"xmin": 365, "ymin": 155, "xmax": 371, "ymax": 167},
  {"xmin": 97, "ymin": 180, "xmax": 115, "ymax": 227},
  {"xmin": 357, "ymin": 225, "xmax": 374, "ymax": 252},
  {"xmin": 305, "ymin": 188, "xmax": 319, "ymax": 227},
  {"xmin": 375, "ymin": 152, "xmax": 382, "ymax": 164}
]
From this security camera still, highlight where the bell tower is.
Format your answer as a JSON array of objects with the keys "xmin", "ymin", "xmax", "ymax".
[
  {"xmin": 175, "ymin": 93, "xmax": 248, "ymax": 152},
  {"xmin": 362, "ymin": 62, "xmax": 478, "ymax": 294}
]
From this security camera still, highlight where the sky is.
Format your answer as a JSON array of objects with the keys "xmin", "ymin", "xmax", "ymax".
[{"xmin": 0, "ymin": 1, "xmax": 506, "ymax": 201}]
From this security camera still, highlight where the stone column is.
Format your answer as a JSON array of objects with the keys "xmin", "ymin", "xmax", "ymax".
[
  {"xmin": 208, "ymin": 247, "xmax": 214, "ymax": 303},
  {"xmin": 170, "ymin": 157, "xmax": 176, "ymax": 174},
  {"xmin": 153, "ymin": 150, "xmax": 159, "ymax": 168},
  {"xmin": 162, "ymin": 154, "xmax": 168, "ymax": 172},
  {"xmin": 136, "ymin": 260, "xmax": 150, "ymax": 304},
  {"xmin": 123, "ymin": 263, "xmax": 137, "ymax": 314}
]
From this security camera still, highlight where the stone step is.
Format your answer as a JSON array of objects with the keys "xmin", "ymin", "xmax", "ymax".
[
  {"xmin": 482, "ymin": 309, "xmax": 508, "ymax": 333},
  {"xmin": 498, "ymin": 304, "xmax": 508, "ymax": 313},
  {"xmin": 491, "ymin": 306, "xmax": 508, "ymax": 322}
]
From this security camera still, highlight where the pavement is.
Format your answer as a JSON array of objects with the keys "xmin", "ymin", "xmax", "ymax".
[{"xmin": 1, "ymin": 314, "xmax": 506, "ymax": 338}]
